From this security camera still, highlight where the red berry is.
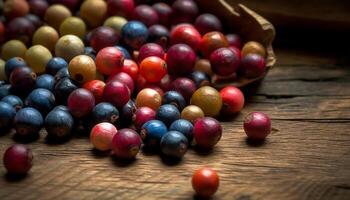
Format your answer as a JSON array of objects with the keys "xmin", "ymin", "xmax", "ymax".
[
  {"xmin": 226, "ymin": 34, "xmax": 242, "ymax": 49},
  {"xmin": 83, "ymin": 80, "xmax": 106, "ymax": 104},
  {"xmin": 220, "ymin": 86, "xmax": 244, "ymax": 115},
  {"xmin": 133, "ymin": 5, "xmax": 159, "ymax": 27},
  {"xmin": 159, "ymin": 74, "xmax": 174, "ymax": 92},
  {"xmin": 172, "ymin": 77, "xmax": 196, "ymax": 102},
  {"xmin": 107, "ymin": 72, "xmax": 134, "ymax": 93},
  {"xmin": 68, "ymin": 88, "xmax": 95, "ymax": 118},
  {"xmin": 171, "ymin": 0, "xmax": 198, "ymax": 25},
  {"xmin": 166, "ymin": 44, "xmax": 196, "ymax": 76},
  {"xmin": 111, "ymin": 128, "xmax": 142, "ymax": 159},
  {"xmin": 152, "ymin": 2, "xmax": 172, "ymax": 26},
  {"xmin": 90, "ymin": 122, "xmax": 117, "ymax": 151},
  {"xmin": 3, "ymin": 144, "xmax": 33, "ymax": 175},
  {"xmin": 170, "ymin": 24, "xmax": 201, "ymax": 51},
  {"xmin": 121, "ymin": 59, "xmax": 139, "ymax": 81},
  {"xmin": 193, "ymin": 117, "xmax": 222, "ymax": 149},
  {"xmin": 192, "ymin": 168, "xmax": 219, "ymax": 198},
  {"xmin": 138, "ymin": 43, "xmax": 165, "ymax": 63},
  {"xmin": 200, "ymin": 31, "xmax": 229, "ymax": 58},
  {"xmin": 103, "ymin": 80, "xmax": 130, "ymax": 107},
  {"xmin": 239, "ymin": 53, "xmax": 266, "ymax": 78},
  {"xmin": 107, "ymin": 0, "xmax": 135, "ymax": 18},
  {"xmin": 194, "ymin": 13, "xmax": 222, "ymax": 35},
  {"xmin": 243, "ymin": 112, "xmax": 271, "ymax": 140},
  {"xmin": 133, "ymin": 107, "xmax": 156, "ymax": 130},
  {"xmin": 139, "ymin": 56, "xmax": 167, "ymax": 83},
  {"xmin": 90, "ymin": 27, "xmax": 119, "ymax": 53},
  {"xmin": 96, "ymin": 47, "xmax": 125, "ymax": 75},
  {"xmin": 210, "ymin": 47, "xmax": 240, "ymax": 76}
]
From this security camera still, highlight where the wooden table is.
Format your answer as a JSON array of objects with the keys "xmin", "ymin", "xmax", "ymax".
[{"xmin": 0, "ymin": 47, "xmax": 349, "ymax": 200}]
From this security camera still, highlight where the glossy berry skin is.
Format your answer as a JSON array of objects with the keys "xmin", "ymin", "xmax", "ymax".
[
  {"xmin": 241, "ymin": 41, "xmax": 266, "ymax": 57},
  {"xmin": 139, "ymin": 56, "xmax": 167, "ymax": 83},
  {"xmin": 160, "ymin": 131, "xmax": 188, "ymax": 158},
  {"xmin": 200, "ymin": 31, "xmax": 229, "ymax": 58},
  {"xmin": 210, "ymin": 47, "xmax": 240, "ymax": 76},
  {"xmin": 1, "ymin": 95, "xmax": 23, "ymax": 111},
  {"xmin": 189, "ymin": 71, "xmax": 211, "ymax": 88},
  {"xmin": 5, "ymin": 17, "xmax": 35, "ymax": 44},
  {"xmin": 141, "ymin": 120, "xmax": 167, "ymax": 147},
  {"xmin": 116, "ymin": 45, "xmax": 131, "ymax": 59},
  {"xmin": 52, "ymin": 105, "xmax": 69, "ymax": 112},
  {"xmin": 96, "ymin": 47, "xmax": 125, "ymax": 75},
  {"xmin": 191, "ymin": 86, "xmax": 222, "ymax": 117},
  {"xmin": 83, "ymin": 80, "xmax": 105, "ymax": 104},
  {"xmin": 103, "ymin": 81, "xmax": 130, "ymax": 108},
  {"xmin": 195, "ymin": 13, "xmax": 222, "ymax": 35},
  {"xmin": 9, "ymin": 67, "xmax": 37, "ymax": 94},
  {"xmin": 14, "ymin": 107, "xmax": 44, "ymax": 137},
  {"xmin": 169, "ymin": 119, "xmax": 193, "ymax": 142},
  {"xmin": 152, "ymin": 3, "xmax": 172, "ymax": 26},
  {"xmin": 25, "ymin": 88, "xmax": 56, "ymax": 116},
  {"xmin": 138, "ymin": 43, "xmax": 164, "ymax": 63},
  {"xmin": 3, "ymin": 144, "xmax": 33, "ymax": 175},
  {"xmin": 156, "ymin": 104, "xmax": 180, "ymax": 127},
  {"xmin": 68, "ymin": 55, "xmax": 96, "ymax": 84},
  {"xmin": 220, "ymin": 86, "xmax": 244, "ymax": 115},
  {"xmin": 170, "ymin": 24, "xmax": 201, "ymax": 51},
  {"xmin": 133, "ymin": 5, "xmax": 159, "ymax": 27},
  {"xmin": 135, "ymin": 88, "xmax": 162, "ymax": 110},
  {"xmin": 148, "ymin": 24, "xmax": 169, "ymax": 48},
  {"xmin": 91, "ymin": 102, "xmax": 119, "ymax": 126},
  {"xmin": 0, "ymin": 102, "xmax": 16, "ymax": 130},
  {"xmin": 0, "ymin": 85, "xmax": 13, "ymax": 99},
  {"xmin": 159, "ymin": 74, "xmax": 174, "ymax": 92},
  {"xmin": 193, "ymin": 117, "xmax": 222, "ymax": 149},
  {"xmin": 29, "ymin": 0, "xmax": 49, "ymax": 18},
  {"xmin": 162, "ymin": 91, "xmax": 186, "ymax": 111},
  {"xmin": 54, "ymin": 77, "xmax": 78, "ymax": 105},
  {"xmin": 133, "ymin": 107, "xmax": 156, "ymax": 130},
  {"xmin": 239, "ymin": 53, "xmax": 266, "ymax": 78},
  {"xmin": 90, "ymin": 122, "xmax": 117, "ymax": 151},
  {"xmin": 226, "ymin": 34, "xmax": 242, "ymax": 49},
  {"xmin": 118, "ymin": 59, "xmax": 139, "ymax": 81},
  {"xmin": 171, "ymin": 78, "xmax": 196, "ymax": 103},
  {"xmin": 107, "ymin": 0, "xmax": 135, "ymax": 18},
  {"xmin": 171, "ymin": 0, "xmax": 198, "ymax": 24},
  {"xmin": 90, "ymin": 27, "xmax": 119, "ymax": 53},
  {"xmin": 181, "ymin": 105, "xmax": 205, "ymax": 123},
  {"xmin": 5, "ymin": 57, "xmax": 27, "ymax": 78},
  {"xmin": 243, "ymin": 112, "xmax": 271, "ymax": 140},
  {"xmin": 166, "ymin": 44, "xmax": 196, "ymax": 76},
  {"xmin": 192, "ymin": 168, "xmax": 219, "ymax": 198},
  {"xmin": 35, "ymin": 74, "xmax": 55, "ymax": 91},
  {"xmin": 107, "ymin": 72, "xmax": 134, "ymax": 93},
  {"xmin": 54, "ymin": 67, "xmax": 70, "ymax": 82},
  {"xmin": 111, "ymin": 128, "xmax": 142, "ymax": 159},
  {"xmin": 45, "ymin": 109, "xmax": 74, "ymax": 140},
  {"xmin": 119, "ymin": 100, "xmax": 137, "ymax": 127},
  {"xmin": 84, "ymin": 46, "xmax": 96, "ymax": 59},
  {"xmin": 68, "ymin": 88, "xmax": 95, "ymax": 118},
  {"xmin": 121, "ymin": 21, "xmax": 149, "ymax": 50}
]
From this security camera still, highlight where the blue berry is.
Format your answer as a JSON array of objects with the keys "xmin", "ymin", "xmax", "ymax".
[
  {"xmin": 160, "ymin": 131, "xmax": 188, "ymax": 158},
  {"xmin": 169, "ymin": 119, "xmax": 193, "ymax": 143},
  {"xmin": 1, "ymin": 95, "xmax": 23, "ymax": 111},
  {"xmin": 14, "ymin": 107, "xmax": 43, "ymax": 137},
  {"xmin": 45, "ymin": 109, "xmax": 74, "ymax": 140},
  {"xmin": 5, "ymin": 57, "xmax": 27, "ymax": 78},
  {"xmin": 46, "ymin": 57, "xmax": 68, "ymax": 76},
  {"xmin": 116, "ymin": 45, "xmax": 131, "ymax": 59},
  {"xmin": 0, "ymin": 101, "xmax": 16, "ymax": 130},
  {"xmin": 25, "ymin": 88, "xmax": 56, "ymax": 116},
  {"xmin": 35, "ymin": 74, "xmax": 55, "ymax": 91},
  {"xmin": 156, "ymin": 104, "xmax": 180, "ymax": 127},
  {"xmin": 91, "ymin": 102, "xmax": 119, "ymax": 126},
  {"xmin": 141, "ymin": 120, "xmax": 167, "ymax": 147},
  {"xmin": 162, "ymin": 91, "xmax": 186, "ymax": 111},
  {"xmin": 121, "ymin": 21, "xmax": 149, "ymax": 49},
  {"xmin": 0, "ymin": 84, "xmax": 12, "ymax": 99}
]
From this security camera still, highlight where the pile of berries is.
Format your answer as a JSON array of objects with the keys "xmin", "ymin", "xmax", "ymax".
[{"xmin": 0, "ymin": 0, "xmax": 272, "ymax": 197}]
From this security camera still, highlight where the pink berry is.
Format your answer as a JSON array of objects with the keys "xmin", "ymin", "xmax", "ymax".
[
  {"xmin": 133, "ymin": 107, "xmax": 156, "ymax": 130},
  {"xmin": 107, "ymin": 72, "xmax": 135, "ymax": 93},
  {"xmin": 220, "ymin": 86, "xmax": 244, "ymax": 115},
  {"xmin": 90, "ymin": 122, "xmax": 118, "ymax": 151},
  {"xmin": 3, "ymin": 144, "xmax": 33, "ymax": 175},
  {"xmin": 111, "ymin": 128, "xmax": 142, "ymax": 159},
  {"xmin": 193, "ymin": 117, "xmax": 222, "ymax": 149},
  {"xmin": 239, "ymin": 53, "xmax": 266, "ymax": 78},
  {"xmin": 138, "ymin": 43, "xmax": 165, "ymax": 63},
  {"xmin": 103, "ymin": 80, "xmax": 130, "ymax": 107},
  {"xmin": 210, "ymin": 47, "xmax": 240, "ymax": 76},
  {"xmin": 243, "ymin": 112, "xmax": 271, "ymax": 140}
]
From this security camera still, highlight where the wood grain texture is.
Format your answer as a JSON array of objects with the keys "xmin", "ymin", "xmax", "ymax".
[{"xmin": 0, "ymin": 48, "xmax": 350, "ymax": 200}]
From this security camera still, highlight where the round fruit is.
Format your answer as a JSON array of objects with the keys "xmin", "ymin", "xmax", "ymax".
[
  {"xmin": 118, "ymin": 59, "xmax": 139, "ymax": 81},
  {"xmin": 226, "ymin": 34, "xmax": 242, "ymax": 49},
  {"xmin": 46, "ymin": 57, "xmax": 68, "ymax": 75},
  {"xmin": 152, "ymin": 2, "xmax": 172, "ymax": 26},
  {"xmin": 141, "ymin": 120, "xmax": 167, "ymax": 147},
  {"xmin": 3, "ymin": 144, "xmax": 33, "ymax": 175},
  {"xmin": 55, "ymin": 35, "xmax": 85, "ymax": 62},
  {"xmin": 139, "ymin": 56, "xmax": 167, "ymax": 83},
  {"xmin": 52, "ymin": 105, "xmax": 69, "ymax": 112},
  {"xmin": 162, "ymin": 91, "xmax": 186, "ymax": 111},
  {"xmin": 9, "ymin": 67, "xmax": 37, "ymax": 93},
  {"xmin": 90, "ymin": 27, "xmax": 119, "ymax": 53},
  {"xmin": 192, "ymin": 168, "xmax": 219, "ymax": 198},
  {"xmin": 68, "ymin": 55, "xmax": 96, "ymax": 84},
  {"xmin": 32, "ymin": 26, "xmax": 59, "ymax": 52},
  {"xmin": 241, "ymin": 41, "xmax": 266, "ymax": 57},
  {"xmin": 59, "ymin": 17, "xmax": 86, "ymax": 39},
  {"xmin": 121, "ymin": 21, "xmax": 149, "ymax": 50},
  {"xmin": 138, "ymin": 43, "xmax": 164, "ymax": 63},
  {"xmin": 116, "ymin": 46, "xmax": 131, "ymax": 59},
  {"xmin": 54, "ymin": 77, "xmax": 78, "ymax": 104},
  {"xmin": 28, "ymin": 0, "xmax": 49, "ymax": 18},
  {"xmin": 133, "ymin": 107, "xmax": 156, "ymax": 130},
  {"xmin": 166, "ymin": 44, "xmax": 196, "ymax": 76},
  {"xmin": 68, "ymin": 88, "xmax": 95, "ymax": 118},
  {"xmin": 91, "ymin": 102, "xmax": 119, "ymax": 126},
  {"xmin": 0, "ymin": 101, "xmax": 16, "ymax": 130},
  {"xmin": 83, "ymin": 80, "xmax": 105, "ymax": 103},
  {"xmin": 193, "ymin": 117, "xmax": 222, "ymax": 149},
  {"xmin": 0, "ymin": 85, "xmax": 13, "ymax": 99},
  {"xmin": 107, "ymin": 0, "xmax": 135, "ymax": 18},
  {"xmin": 107, "ymin": 72, "xmax": 134, "ymax": 93},
  {"xmin": 243, "ymin": 112, "xmax": 271, "ymax": 140},
  {"xmin": 171, "ymin": 78, "xmax": 196, "ymax": 103},
  {"xmin": 135, "ymin": 88, "xmax": 162, "ymax": 110},
  {"xmin": 181, "ymin": 105, "xmax": 205, "ymax": 123},
  {"xmin": 103, "ymin": 80, "xmax": 130, "ymax": 107},
  {"xmin": 171, "ymin": 0, "xmax": 198, "ymax": 24},
  {"xmin": 90, "ymin": 122, "xmax": 117, "ymax": 151},
  {"xmin": 5, "ymin": 17, "xmax": 35, "ymax": 44},
  {"xmin": 119, "ymin": 100, "xmax": 137, "ymax": 127},
  {"xmin": 210, "ymin": 47, "xmax": 240, "ymax": 76},
  {"xmin": 24, "ymin": 14, "xmax": 43, "ymax": 28},
  {"xmin": 189, "ymin": 71, "xmax": 211, "ymax": 88},
  {"xmin": 1, "ymin": 95, "xmax": 23, "ymax": 111},
  {"xmin": 148, "ymin": 24, "xmax": 169, "ymax": 48},
  {"xmin": 5, "ymin": 57, "xmax": 27, "ymax": 78},
  {"xmin": 45, "ymin": 109, "xmax": 74, "ymax": 140},
  {"xmin": 156, "ymin": 104, "xmax": 180, "ymax": 127},
  {"xmin": 14, "ymin": 107, "xmax": 43, "ymax": 137},
  {"xmin": 170, "ymin": 24, "xmax": 201, "ymax": 51},
  {"xmin": 160, "ymin": 131, "xmax": 188, "ymax": 158},
  {"xmin": 4, "ymin": 0, "xmax": 29, "ymax": 19},
  {"xmin": 220, "ymin": 86, "xmax": 244, "ymax": 115},
  {"xmin": 50, "ymin": 0, "xmax": 80, "ymax": 10},
  {"xmin": 195, "ymin": 13, "xmax": 222, "ymax": 35},
  {"xmin": 169, "ymin": 119, "xmax": 193, "ymax": 142},
  {"xmin": 200, "ymin": 31, "xmax": 229, "ymax": 58},
  {"xmin": 25, "ymin": 88, "xmax": 56, "ymax": 116},
  {"xmin": 239, "ymin": 53, "xmax": 266, "ymax": 78},
  {"xmin": 80, "ymin": 0, "xmax": 107, "ymax": 28},
  {"xmin": 133, "ymin": 5, "xmax": 159, "ymax": 27},
  {"xmin": 35, "ymin": 74, "xmax": 55, "ymax": 91},
  {"xmin": 25, "ymin": 45, "xmax": 52, "ymax": 74},
  {"xmin": 95, "ymin": 47, "xmax": 124, "ymax": 75},
  {"xmin": 104, "ymin": 16, "xmax": 127, "ymax": 34},
  {"xmin": 1, "ymin": 40, "xmax": 27, "ymax": 61},
  {"xmin": 44, "ymin": 4, "xmax": 72, "ymax": 30},
  {"xmin": 111, "ymin": 128, "xmax": 142, "ymax": 159},
  {"xmin": 191, "ymin": 86, "xmax": 222, "ymax": 117}
]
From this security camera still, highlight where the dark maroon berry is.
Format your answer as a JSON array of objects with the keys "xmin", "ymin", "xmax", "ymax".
[
  {"xmin": 210, "ymin": 47, "xmax": 240, "ymax": 76},
  {"xmin": 194, "ymin": 13, "xmax": 222, "ymax": 35},
  {"xmin": 3, "ymin": 144, "xmax": 33, "ymax": 175},
  {"xmin": 166, "ymin": 44, "xmax": 196, "ymax": 76},
  {"xmin": 68, "ymin": 88, "xmax": 95, "ymax": 118}
]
